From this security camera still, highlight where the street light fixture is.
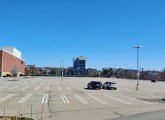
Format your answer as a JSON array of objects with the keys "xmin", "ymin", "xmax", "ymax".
[
  {"xmin": 61, "ymin": 60, "xmax": 64, "ymax": 80},
  {"xmin": 134, "ymin": 45, "xmax": 142, "ymax": 90}
]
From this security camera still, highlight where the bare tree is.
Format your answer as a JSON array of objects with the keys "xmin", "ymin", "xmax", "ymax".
[
  {"xmin": 11, "ymin": 66, "xmax": 19, "ymax": 80},
  {"xmin": 161, "ymin": 68, "xmax": 165, "ymax": 81}
]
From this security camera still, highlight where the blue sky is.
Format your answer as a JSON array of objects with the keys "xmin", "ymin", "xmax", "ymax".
[{"xmin": 0, "ymin": 0, "xmax": 165, "ymax": 70}]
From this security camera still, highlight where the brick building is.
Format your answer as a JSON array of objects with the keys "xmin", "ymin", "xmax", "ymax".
[{"xmin": 0, "ymin": 47, "xmax": 25, "ymax": 77}]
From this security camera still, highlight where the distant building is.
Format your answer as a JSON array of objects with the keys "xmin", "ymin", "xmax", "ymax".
[
  {"xmin": 73, "ymin": 56, "xmax": 86, "ymax": 75},
  {"xmin": 73, "ymin": 56, "xmax": 86, "ymax": 70},
  {"xmin": 86, "ymin": 68, "xmax": 99, "ymax": 77},
  {"xmin": 25, "ymin": 65, "xmax": 36, "ymax": 76},
  {"xmin": 0, "ymin": 47, "xmax": 25, "ymax": 77}
]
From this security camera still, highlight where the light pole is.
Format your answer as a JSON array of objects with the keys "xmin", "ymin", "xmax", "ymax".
[
  {"xmin": 134, "ymin": 45, "xmax": 142, "ymax": 90},
  {"xmin": 61, "ymin": 60, "xmax": 64, "ymax": 80},
  {"xmin": 1, "ymin": 51, "xmax": 3, "ymax": 77}
]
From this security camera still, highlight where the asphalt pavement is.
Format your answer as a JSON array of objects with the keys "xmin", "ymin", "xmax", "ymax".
[
  {"xmin": 111, "ymin": 109, "xmax": 165, "ymax": 120},
  {"xmin": 0, "ymin": 77, "xmax": 165, "ymax": 120}
]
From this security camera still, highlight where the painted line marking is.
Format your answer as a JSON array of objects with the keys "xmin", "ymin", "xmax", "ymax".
[
  {"xmin": 120, "ymin": 95, "xmax": 154, "ymax": 105},
  {"xmin": 20, "ymin": 86, "xmax": 29, "ymax": 91},
  {"xmin": 14, "ymin": 83, "xmax": 20, "ymax": 85},
  {"xmin": 88, "ymin": 94, "xmax": 107, "ymax": 104},
  {"xmin": 3, "ymin": 82, "xmax": 10, "ymax": 85},
  {"xmin": 61, "ymin": 94, "xmax": 69, "ymax": 104},
  {"xmin": 47, "ymin": 84, "xmax": 51, "ymax": 91},
  {"xmin": 74, "ymin": 94, "xmax": 88, "ymax": 104},
  {"xmin": 10, "ymin": 86, "xmax": 18, "ymax": 90},
  {"xmin": 0, "ymin": 86, "xmax": 8, "ymax": 89},
  {"xmin": 34, "ymin": 86, "xmax": 40, "ymax": 91},
  {"xmin": 45, "ymin": 94, "xmax": 49, "ymax": 103},
  {"xmin": 105, "ymin": 95, "xmax": 131, "ymax": 105},
  {"xmin": 23, "ymin": 82, "xmax": 28, "ymax": 85},
  {"xmin": 75, "ymin": 86, "xmax": 83, "ymax": 91},
  {"xmin": 61, "ymin": 94, "xmax": 66, "ymax": 103},
  {"xmin": 136, "ymin": 95, "xmax": 150, "ymax": 99},
  {"xmin": 18, "ymin": 94, "xmax": 32, "ymax": 103},
  {"xmin": 0, "ymin": 94, "xmax": 15, "ymax": 102},
  {"xmin": 41, "ymin": 94, "xmax": 49, "ymax": 104}
]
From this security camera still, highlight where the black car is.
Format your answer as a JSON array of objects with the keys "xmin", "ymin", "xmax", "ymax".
[
  {"xmin": 151, "ymin": 79, "xmax": 156, "ymax": 82},
  {"xmin": 87, "ymin": 81, "xmax": 102, "ymax": 89}
]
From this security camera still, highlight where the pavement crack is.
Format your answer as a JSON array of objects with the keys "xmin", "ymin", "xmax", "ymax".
[{"xmin": 113, "ymin": 112, "xmax": 124, "ymax": 118}]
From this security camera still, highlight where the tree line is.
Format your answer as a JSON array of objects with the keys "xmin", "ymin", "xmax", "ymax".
[{"xmin": 102, "ymin": 68, "xmax": 165, "ymax": 81}]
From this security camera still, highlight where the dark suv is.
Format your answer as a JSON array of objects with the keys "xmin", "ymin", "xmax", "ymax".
[
  {"xmin": 87, "ymin": 81, "xmax": 102, "ymax": 89},
  {"xmin": 151, "ymin": 79, "xmax": 156, "ymax": 83}
]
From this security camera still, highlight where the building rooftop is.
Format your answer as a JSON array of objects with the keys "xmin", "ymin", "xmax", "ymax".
[
  {"xmin": 0, "ymin": 47, "xmax": 22, "ymax": 59},
  {"xmin": 73, "ymin": 56, "xmax": 87, "ymax": 61}
]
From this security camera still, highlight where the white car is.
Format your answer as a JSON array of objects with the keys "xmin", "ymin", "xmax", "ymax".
[{"xmin": 102, "ymin": 81, "xmax": 117, "ymax": 90}]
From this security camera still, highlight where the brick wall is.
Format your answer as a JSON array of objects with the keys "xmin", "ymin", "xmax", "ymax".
[
  {"xmin": 0, "ymin": 51, "xmax": 2, "ymax": 73},
  {"xmin": 0, "ymin": 50, "xmax": 25, "ymax": 75}
]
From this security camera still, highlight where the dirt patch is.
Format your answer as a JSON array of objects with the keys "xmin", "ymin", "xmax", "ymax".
[
  {"xmin": 0, "ymin": 116, "xmax": 33, "ymax": 120},
  {"xmin": 8, "ymin": 80, "xmax": 19, "ymax": 81},
  {"xmin": 138, "ymin": 98, "xmax": 165, "ymax": 103}
]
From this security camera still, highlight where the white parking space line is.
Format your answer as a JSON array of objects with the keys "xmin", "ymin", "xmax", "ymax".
[
  {"xmin": 74, "ymin": 94, "xmax": 88, "ymax": 104},
  {"xmin": 34, "ymin": 86, "xmax": 40, "ymax": 91},
  {"xmin": 88, "ymin": 94, "xmax": 107, "ymax": 104},
  {"xmin": 20, "ymin": 86, "xmax": 29, "ymax": 91},
  {"xmin": 104, "ymin": 95, "xmax": 131, "ymax": 105},
  {"xmin": 14, "ymin": 82, "xmax": 20, "ymax": 85},
  {"xmin": 10, "ymin": 86, "xmax": 18, "ymax": 90},
  {"xmin": 136, "ymin": 95, "xmax": 150, "ymax": 99},
  {"xmin": 0, "ymin": 94, "xmax": 15, "ymax": 103},
  {"xmin": 58, "ymin": 87, "xmax": 62, "ymax": 91},
  {"xmin": 61, "ymin": 94, "xmax": 66, "ymax": 104},
  {"xmin": 47, "ymin": 84, "xmax": 51, "ymax": 91},
  {"xmin": 75, "ymin": 86, "xmax": 83, "ymax": 91},
  {"xmin": 0, "ymin": 86, "xmax": 8, "ymax": 89},
  {"xmin": 120, "ymin": 95, "xmax": 154, "ymax": 105},
  {"xmin": 18, "ymin": 94, "xmax": 32, "ymax": 103},
  {"xmin": 3, "ymin": 82, "xmax": 10, "ymax": 85},
  {"xmin": 45, "ymin": 94, "xmax": 49, "ymax": 103},
  {"xmin": 61, "ymin": 94, "xmax": 69, "ymax": 104},
  {"xmin": 41, "ymin": 94, "xmax": 49, "ymax": 104}
]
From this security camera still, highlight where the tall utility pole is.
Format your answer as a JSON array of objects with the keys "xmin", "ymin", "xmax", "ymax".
[
  {"xmin": 1, "ymin": 51, "xmax": 3, "ymax": 77},
  {"xmin": 61, "ymin": 60, "xmax": 64, "ymax": 80},
  {"xmin": 31, "ymin": 104, "xmax": 33, "ymax": 119},
  {"xmin": 134, "ymin": 45, "xmax": 142, "ymax": 90}
]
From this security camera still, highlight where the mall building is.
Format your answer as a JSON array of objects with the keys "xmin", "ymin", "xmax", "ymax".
[{"xmin": 0, "ymin": 47, "xmax": 25, "ymax": 77}]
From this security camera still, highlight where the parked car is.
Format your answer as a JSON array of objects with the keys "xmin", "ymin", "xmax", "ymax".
[
  {"xmin": 87, "ymin": 81, "xmax": 102, "ymax": 89},
  {"xmin": 151, "ymin": 79, "xmax": 156, "ymax": 83},
  {"xmin": 102, "ymin": 81, "xmax": 117, "ymax": 90}
]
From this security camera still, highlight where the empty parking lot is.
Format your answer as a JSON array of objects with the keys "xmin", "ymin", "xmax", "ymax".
[{"xmin": 0, "ymin": 77, "xmax": 165, "ymax": 120}]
